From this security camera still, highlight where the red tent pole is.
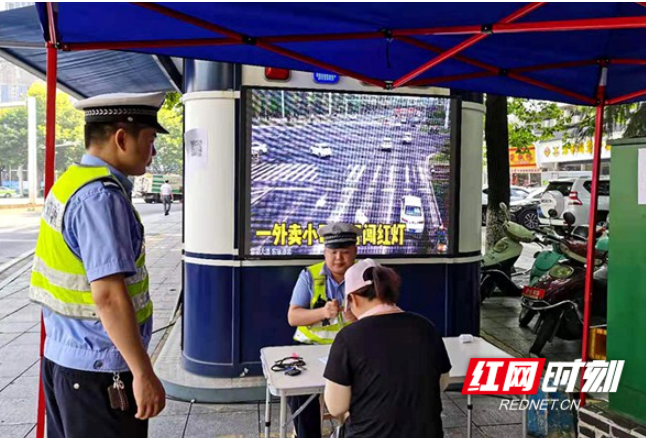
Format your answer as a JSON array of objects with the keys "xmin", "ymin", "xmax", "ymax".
[
  {"xmin": 397, "ymin": 37, "xmax": 598, "ymax": 105},
  {"xmin": 393, "ymin": 34, "xmax": 487, "ymax": 88},
  {"xmin": 580, "ymin": 65, "xmax": 607, "ymax": 407},
  {"xmin": 63, "ymin": 37, "xmax": 242, "ymax": 51},
  {"xmin": 130, "ymin": 1, "xmax": 385, "ymax": 87},
  {"xmin": 393, "ymin": 2, "xmax": 545, "ymax": 87},
  {"xmin": 608, "ymin": 58, "xmax": 646, "ymax": 65},
  {"xmin": 36, "ymin": 4, "xmax": 58, "ymax": 438},
  {"xmin": 132, "ymin": 1, "xmax": 241, "ymax": 39},
  {"xmin": 607, "ymin": 86, "xmax": 646, "ymax": 105},
  {"xmin": 493, "ymin": 15, "xmax": 646, "ymax": 34},
  {"xmin": 36, "ymin": 37, "xmax": 57, "ymax": 440},
  {"xmin": 396, "ymin": 15, "xmax": 646, "ymax": 37},
  {"xmin": 506, "ymin": 72, "xmax": 597, "ymax": 104},
  {"xmin": 124, "ymin": 5, "xmax": 646, "ymax": 44},
  {"xmin": 44, "ymin": 45, "xmax": 57, "ymax": 194}
]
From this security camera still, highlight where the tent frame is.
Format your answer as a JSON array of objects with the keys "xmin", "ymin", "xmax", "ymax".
[{"xmin": 38, "ymin": 2, "xmax": 645, "ymax": 436}]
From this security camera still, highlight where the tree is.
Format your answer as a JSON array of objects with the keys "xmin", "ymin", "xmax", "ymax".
[
  {"xmin": 162, "ymin": 91, "xmax": 182, "ymax": 110},
  {"xmin": 0, "ymin": 106, "xmax": 29, "ymax": 175},
  {"xmin": 147, "ymin": 92, "xmax": 183, "ymax": 174},
  {"xmin": 0, "ymin": 85, "xmax": 184, "ymax": 183},
  {"xmin": 567, "ymin": 102, "xmax": 646, "ymax": 144},
  {"xmin": 623, "ymin": 104, "xmax": 646, "ymax": 137},
  {"xmin": 552, "ymin": 100, "xmax": 646, "ymax": 148},
  {"xmin": 508, "ymin": 99, "xmax": 569, "ymax": 148},
  {"xmin": 483, "ymin": 98, "xmax": 570, "ymax": 250},
  {"xmin": 484, "ymin": 95, "xmax": 510, "ymax": 250},
  {"xmin": 27, "ymin": 82, "xmax": 85, "ymax": 176}
]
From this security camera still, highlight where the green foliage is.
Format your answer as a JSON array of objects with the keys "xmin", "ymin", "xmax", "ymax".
[
  {"xmin": 508, "ymin": 98, "xmax": 570, "ymax": 148},
  {"xmin": 149, "ymin": 92, "xmax": 183, "ymax": 174}
]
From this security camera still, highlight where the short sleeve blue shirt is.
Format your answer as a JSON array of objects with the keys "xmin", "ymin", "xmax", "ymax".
[{"xmin": 289, "ymin": 264, "xmax": 346, "ymax": 308}]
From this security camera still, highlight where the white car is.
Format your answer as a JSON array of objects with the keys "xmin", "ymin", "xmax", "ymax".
[
  {"xmin": 539, "ymin": 177, "xmax": 610, "ymax": 227},
  {"xmin": 401, "ymin": 196, "xmax": 425, "ymax": 234},
  {"xmin": 381, "ymin": 138, "xmax": 393, "ymax": 151},
  {"xmin": 0, "ymin": 186, "xmax": 18, "ymax": 198},
  {"xmin": 310, "ymin": 142, "xmax": 332, "ymax": 158},
  {"xmin": 251, "ymin": 141, "xmax": 268, "ymax": 155},
  {"xmin": 402, "ymin": 133, "xmax": 413, "ymax": 144}
]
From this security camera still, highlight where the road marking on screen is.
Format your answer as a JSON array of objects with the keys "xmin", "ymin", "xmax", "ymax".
[
  {"xmin": 405, "ymin": 166, "xmax": 410, "ymax": 184},
  {"xmin": 389, "ymin": 165, "xmax": 396, "ymax": 184}
]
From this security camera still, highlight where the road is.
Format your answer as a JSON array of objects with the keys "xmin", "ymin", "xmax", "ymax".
[
  {"xmin": 0, "ymin": 201, "xmax": 180, "ymax": 270},
  {"xmin": 0, "ymin": 197, "xmax": 45, "ymax": 207},
  {"xmin": 249, "ymin": 117, "xmax": 451, "ymax": 256}
]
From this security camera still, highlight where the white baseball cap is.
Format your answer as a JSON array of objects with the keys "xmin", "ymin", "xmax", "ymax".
[{"xmin": 345, "ymin": 259, "xmax": 379, "ymax": 295}]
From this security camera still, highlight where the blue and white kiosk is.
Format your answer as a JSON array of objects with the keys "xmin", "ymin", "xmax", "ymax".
[{"xmin": 174, "ymin": 61, "xmax": 484, "ymax": 389}]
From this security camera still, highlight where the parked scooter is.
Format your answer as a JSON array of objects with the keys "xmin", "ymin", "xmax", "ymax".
[
  {"xmin": 517, "ymin": 215, "xmax": 600, "ymax": 327},
  {"xmin": 529, "ymin": 216, "xmax": 594, "ymax": 286},
  {"xmin": 520, "ymin": 215, "xmax": 609, "ymax": 328},
  {"xmin": 482, "ymin": 227, "xmax": 568, "ymax": 306},
  {"xmin": 529, "ymin": 230, "xmax": 566, "ymax": 285},
  {"xmin": 520, "ymin": 212, "xmax": 608, "ymax": 356},
  {"xmin": 480, "ymin": 203, "xmax": 536, "ymax": 301},
  {"xmin": 517, "ymin": 228, "xmax": 567, "ymax": 327},
  {"xmin": 480, "ymin": 204, "xmax": 588, "ymax": 304}
]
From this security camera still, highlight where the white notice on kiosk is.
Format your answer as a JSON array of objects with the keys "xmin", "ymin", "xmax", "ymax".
[{"xmin": 185, "ymin": 128, "xmax": 208, "ymax": 168}]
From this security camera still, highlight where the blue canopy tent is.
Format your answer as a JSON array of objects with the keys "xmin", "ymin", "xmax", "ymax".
[
  {"xmin": 27, "ymin": 2, "xmax": 646, "ymax": 436},
  {"xmin": 32, "ymin": 2, "xmax": 646, "ymax": 105},
  {"xmin": 0, "ymin": 5, "xmax": 179, "ymax": 99}
]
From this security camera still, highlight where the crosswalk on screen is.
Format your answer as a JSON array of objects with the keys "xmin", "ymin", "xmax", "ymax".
[{"xmin": 245, "ymin": 88, "xmax": 455, "ymax": 257}]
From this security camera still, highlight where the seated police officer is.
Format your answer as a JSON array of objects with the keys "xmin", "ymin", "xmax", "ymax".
[{"xmin": 287, "ymin": 222, "xmax": 360, "ymax": 438}]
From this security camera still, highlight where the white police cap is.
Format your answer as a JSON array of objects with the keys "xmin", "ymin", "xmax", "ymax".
[
  {"xmin": 319, "ymin": 223, "xmax": 362, "ymax": 249},
  {"xmin": 74, "ymin": 92, "xmax": 168, "ymax": 134}
]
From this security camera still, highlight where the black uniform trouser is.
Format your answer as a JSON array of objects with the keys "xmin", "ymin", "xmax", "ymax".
[{"xmin": 42, "ymin": 358, "xmax": 148, "ymax": 438}]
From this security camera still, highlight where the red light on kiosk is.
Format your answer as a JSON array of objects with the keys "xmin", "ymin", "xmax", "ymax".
[{"xmin": 265, "ymin": 67, "xmax": 290, "ymax": 81}]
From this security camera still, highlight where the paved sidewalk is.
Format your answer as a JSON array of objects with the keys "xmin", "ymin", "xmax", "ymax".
[{"xmin": 0, "ymin": 208, "xmax": 182, "ymax": 438}]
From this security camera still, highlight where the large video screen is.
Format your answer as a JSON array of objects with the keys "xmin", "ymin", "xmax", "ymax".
[{"xmin": 244, "ymin": 88, "xmax": 456, "ymax": 257}]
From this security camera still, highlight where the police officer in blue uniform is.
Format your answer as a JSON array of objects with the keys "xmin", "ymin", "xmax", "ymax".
[
  {"xmin": 29, "ymin": 92, "xmax": 168, "ymax": 437},
  {"xmin": 287, "ymin": 223, "xmax": 360, "ymax": 438}
]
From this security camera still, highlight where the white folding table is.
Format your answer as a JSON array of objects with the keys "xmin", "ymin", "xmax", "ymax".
[{"xmin": 260, "ymin": 336, "xmax": 521, "ymax": 438}]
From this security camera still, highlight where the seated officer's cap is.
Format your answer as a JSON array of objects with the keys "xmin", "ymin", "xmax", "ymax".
[
  {"xmin": 319, "ymin": 223, "xmax": 362, "ymax": 249},
  {"xmin": 74, "ymin": 92, "xmax": 169, "ymax": 134}
]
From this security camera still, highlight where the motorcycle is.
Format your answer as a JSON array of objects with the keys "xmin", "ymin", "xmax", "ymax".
[{"xmin": 520, "ymin": 212, "xmax": 608, "ymax": 356}]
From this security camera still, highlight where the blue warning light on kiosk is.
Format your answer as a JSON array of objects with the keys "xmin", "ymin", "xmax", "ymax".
[{"xmin": 313, "ymin": 72, "xmax": 340, "ymax": 84}]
